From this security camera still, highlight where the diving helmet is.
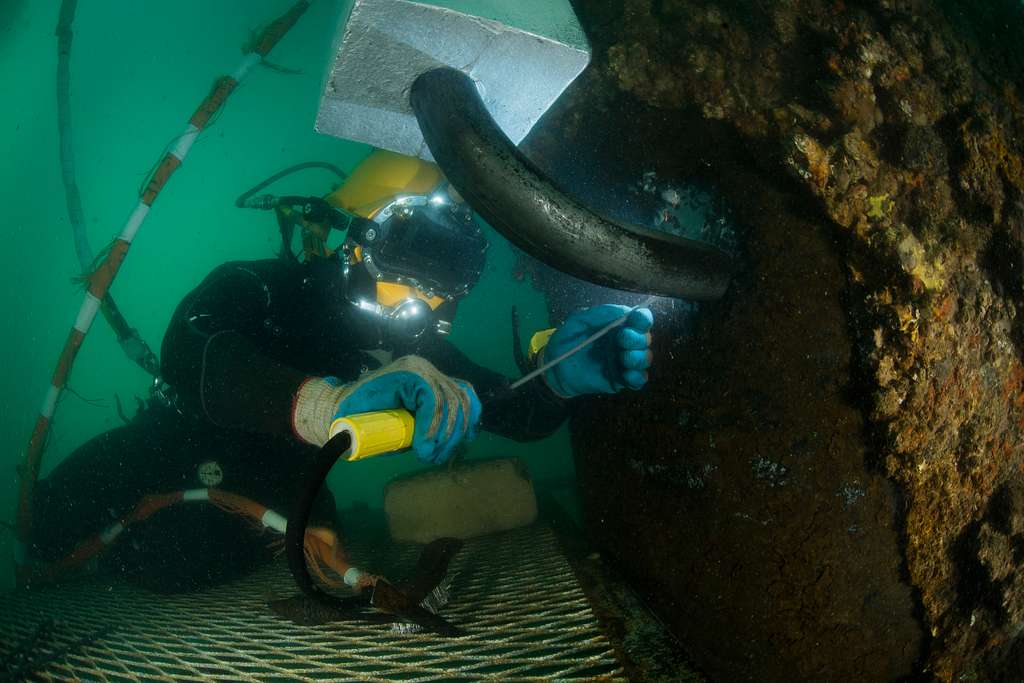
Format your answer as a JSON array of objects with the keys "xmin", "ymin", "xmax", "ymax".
[{"xmin": 326, "ymin": 150, "xmax": 488, "ymax": 342}]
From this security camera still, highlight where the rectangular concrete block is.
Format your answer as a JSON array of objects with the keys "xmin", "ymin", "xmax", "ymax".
[{"xmin": 384, "ymin": 458, "xmax": 538, "ymax": 543}]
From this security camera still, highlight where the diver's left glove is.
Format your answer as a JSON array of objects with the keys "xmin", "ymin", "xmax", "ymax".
[
  {"xmin": 541, "ymin": 304, "xmax": 654, "ymax": 398},
  {"xmin": 291, "ymin": 355, "xmax": 481, "ymax": 465}
]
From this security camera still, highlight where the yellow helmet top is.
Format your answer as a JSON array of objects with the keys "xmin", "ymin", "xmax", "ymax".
[
  {"xmin": 326, "ymin": 149, "xmax": 443, "ymax": 218},
  {"xmin": 320, "ymin": 149, "xmax": 485, "ymax": 306}
]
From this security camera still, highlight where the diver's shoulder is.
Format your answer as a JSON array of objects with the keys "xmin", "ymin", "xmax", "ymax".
[
  {"xmin": 189, "ymin": 258, "xmax": 301, "ymax": 296},
  {"xmin": 207, "ymin": 257, "xmax": 298, "ymax": 279}
]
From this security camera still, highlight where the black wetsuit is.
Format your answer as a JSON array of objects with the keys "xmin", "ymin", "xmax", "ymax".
[{"xmin": 31, "ymin": 257, "xmax": 567, "ymax": 591}]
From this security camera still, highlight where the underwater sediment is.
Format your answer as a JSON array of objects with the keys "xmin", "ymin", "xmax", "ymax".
[{"xmin": 523, "ymin": 0, "xmax": 1024, "ymax": 680}]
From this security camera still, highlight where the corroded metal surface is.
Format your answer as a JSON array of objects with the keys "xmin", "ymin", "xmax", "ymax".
[{"xmin": 519, "ymin": 0, "xmax": 1024, "ymax": 679}]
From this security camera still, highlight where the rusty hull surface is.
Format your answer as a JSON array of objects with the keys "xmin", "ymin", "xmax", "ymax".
[{"xmin": 521, "ymin": 0, "xmax": 1024, "ymax": 680}]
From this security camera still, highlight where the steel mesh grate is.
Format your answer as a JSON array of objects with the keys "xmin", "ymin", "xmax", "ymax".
[{"xmin": 0, "ymin": 525, "xmax": 625, "ymax": 681}]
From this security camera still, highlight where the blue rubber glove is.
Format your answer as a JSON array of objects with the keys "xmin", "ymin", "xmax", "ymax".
[
  {"xmin": 292, "ymin": 356, "xmax": 481, "ymax": 465},
  {"xmin": 542, "ymin": 305, "xmax": 654, "ymax": 398}
]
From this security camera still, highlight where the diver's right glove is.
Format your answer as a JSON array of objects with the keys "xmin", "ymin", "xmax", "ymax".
[
  {"xmin": 291, "ymin": 355, "xmax": 481, "ymax": 465},
  {"xmin": 541, "ymin": 304, "xmax": 654, "ymax": 398}
]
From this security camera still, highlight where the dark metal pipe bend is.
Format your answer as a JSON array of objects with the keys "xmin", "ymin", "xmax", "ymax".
[{"xmin": 409, "ymin": 67, "xmax": 735, "ymax": 301}]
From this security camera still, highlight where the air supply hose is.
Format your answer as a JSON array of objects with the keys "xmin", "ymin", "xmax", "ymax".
[
  {"xmin": 409, "ymin": 67, "xmax": 735, "ymax": 301},
  {"xmin": 283, "ymin": 429, "xmax": 464, "ymax": 636},
  {"xmin": 17, "ymin": 0, "xmax": 314, "ymax": 590},
  {"xmin": 235, "ymin": 162, "xmax": 352, "ymax": 261},
  {"xmin": 234, "ymin": 162, "xmax": 348, "ymax": 208},
  {"xmin": 283, "ymin": 430, "xmax": 365, "ymax": 610},
  {"xmin": 57, "ymin": 0, "xmax": 159, "ymax": 377}
]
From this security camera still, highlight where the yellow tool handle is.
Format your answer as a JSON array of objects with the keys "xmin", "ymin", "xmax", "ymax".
[{"xmin": 328, "ymin": 409, "xmax": 415, "ymax": 461}]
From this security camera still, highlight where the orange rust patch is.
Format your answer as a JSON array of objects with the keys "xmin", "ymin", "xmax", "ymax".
[
  {"xmin": 890, "ymin": 64, "xmax": 911, "ymax": 83},
  {"xmin": 827, "ymin": 53, "xmax": 842, "ymax": 75},
  {"xmin": 1003, "ymin": 363, "xmax": 1024, "ymax": 418},
  {"xmin": 933, "ymin": 294, "xmax": 956, "ymax": 322},
  {"xmin": 1004, "ymin": 82, "xmax": 1023, "ymax": 119},
  {"xmin": 1008, "ymin": 363, "xmax": 1024, "ymax": 393}
]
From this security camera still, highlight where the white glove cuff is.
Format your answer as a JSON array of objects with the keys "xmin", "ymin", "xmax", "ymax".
[{"xmin": 292, "ymin": 377, "xmax": 346, "ymax": 446}]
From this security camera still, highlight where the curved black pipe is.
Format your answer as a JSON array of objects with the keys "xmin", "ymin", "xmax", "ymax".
[
  {"xmin": 285, "ymin": 431, "xmax": 355, "ymax": 608},
  {"xmin": 510, "ymin": 307, "xmax": 530, "ymax": 376},
  {"xmin": 409, "ymin": 67, "xmax": 735, "ymax": 302},
  {"xmin": 284, "ymin": 432, "xmax": 463, "ymax": 635}
]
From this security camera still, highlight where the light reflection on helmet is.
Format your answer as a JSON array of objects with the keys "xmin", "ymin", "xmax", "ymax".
[
  {"xmin": 327, "ymin": 150, "xmax": 488, "ymax": 344},
  {"xmin": 329, "ymin": 150, "xmax": 488, "ymax": 301},
  {"xmin": 356, "ymin": 192, "xmax": 486, "ymax": 299}
]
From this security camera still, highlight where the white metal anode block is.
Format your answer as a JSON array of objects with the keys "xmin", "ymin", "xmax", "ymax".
[{"xmin": 316, "ymin": 0, "xmax": 591, "ymax": 160}]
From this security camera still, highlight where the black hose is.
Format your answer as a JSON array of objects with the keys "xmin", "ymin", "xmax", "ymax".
[
  {"xmin": 235, "ymin": 162, "xmax": 348, "ymax": 208},
  {"xmin": 409, "ymin": 67, "xmax": 735, "ymax": 301},
  {"xmin": 284, "ymin": 431, "xmax": 355, "ymax": 609},
  {"xmin": 285, "ymin": 431, "xmax": 464, "ymax": 635},
  {"xmin": 56, "ymin": 0, "xmax": 159, "ymax": 377},
  {"xmin": 274, "ymin": 207, "xmax": 299, "ymax": 262},
  {"xmin": 511, "ymin": 307, "xmax": 530, "ymax": 376},
  {"xmin": 57, "ymin": 0, "xmax": 89, "ymax": 270}
]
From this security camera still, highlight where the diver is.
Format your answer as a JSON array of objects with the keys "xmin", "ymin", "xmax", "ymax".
[{"xmin": 28, "ymin": 150, "xmax": 655, "ymax": 593}]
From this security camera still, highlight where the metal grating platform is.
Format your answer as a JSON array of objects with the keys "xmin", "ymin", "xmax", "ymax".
[{"xmin": 0, "ymin": 525, "xmax": 625, "ymax": 681}]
